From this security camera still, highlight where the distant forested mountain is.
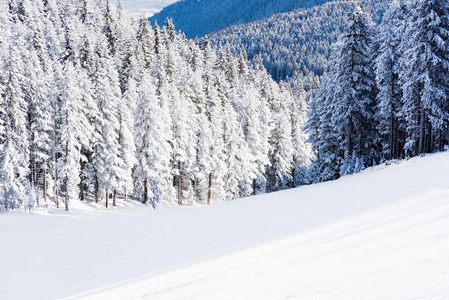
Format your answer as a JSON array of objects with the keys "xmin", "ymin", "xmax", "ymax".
[
  {"xmin": 206, "ymin": 0, "xmax": 388, "ymax": 88},
  {"xmin": 149, "ymin": 0, "xmax": 337, "ymax": 39}
]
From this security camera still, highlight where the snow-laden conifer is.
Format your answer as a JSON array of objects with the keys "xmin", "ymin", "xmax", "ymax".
[
  {"xmin": 134, "ymin": 71, "xmax": 172, "ymax": 207},
  {"xmin": 374, "ymin": 0, "xmax": 406, "ymax": 160},
  {"xmin": 399, "ymin": 0, "xmax": 449, "ymax": 155},
  {"xmin": 331, "ymin": 7, "xmax": 376, "ymax": 173}
]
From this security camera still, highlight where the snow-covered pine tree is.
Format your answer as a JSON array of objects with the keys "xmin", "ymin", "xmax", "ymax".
[
  {"xmin": 234, "ymin": 53, "xmax": 263, "ymax": 196},
  {"xmin": 146, "ymin": 24, "xmax": 176, "ymax": 204},
  {"xmin": 165, "ymin": 30, "xmax": 198, "ymax": 205},
  {"xmin": 331, "ymin": 7, "xmax": 377, "ymax": 175},
  {"xmin": 251, "ymin": 54, "xmax": 273, "ymax": 192},
  {"xmin": 399, "ymin": 0, "xmax": 449, "ymax": 155},
  {"xmin": 374, "ymin": 0, "xmax": 406, "ymax": 160},
  {"xmin": 134, "ymin": 70, "xmax": 172, "ymax": 208},
  {"xmin": 265, "ymin": 80, "xmax": 294, "ymax": 190},
  {"xmin": 0, "ymin": 39, "xmax": 30, "ymax": 210},
  {"xmin": 200, "ymin": 41, "xmax": 227, "ymax": 204},
  {"xmin": 25, "ymin": 49, "xmax": 54, "ymax": 206},
  {"xmin": 289, "ymin": 83, "xmax": 313, "ymax": 186},
  {"xmin": 57, "ymin": 62, "xmax": 88, "ymax": 211},
  {"xmin": 92, "ymin": 37, "xmax": 123, "ymax": 207},
  {"xmin": 306, "ymin": 73, "xmax": 341, "ymax": 183},
  {"xmin": 117, "ymin": 60, "xmax": 137, "ymax": 202}
]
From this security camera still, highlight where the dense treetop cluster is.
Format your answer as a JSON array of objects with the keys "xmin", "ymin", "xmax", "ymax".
[
  {"xmin": 1, "ymin": 0, "xmax": 448, "ymax": 213},
  {"xmin": 149, "ymin": 0, "xmax": 336, "ymax": 39},
  {"xmin": 306, "ymin": 0, "xmax": 449, "ymax": 182},
  {"xmin": 206, "ymin": 0, "xmax": 388, "ymax": 89},
  {"xmin": 0, "ymin": 0, "xmax": 312, "ymax": 211}
]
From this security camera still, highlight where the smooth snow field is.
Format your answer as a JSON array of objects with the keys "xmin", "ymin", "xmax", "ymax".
[{"xmin": 1, "ymin": 152, "xmax": 449, "ymax": 300}]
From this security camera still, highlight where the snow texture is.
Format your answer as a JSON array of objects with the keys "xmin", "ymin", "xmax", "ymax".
[{"xmin": 1, "ymin": 152, "xmax": 449, "ymax": 299}]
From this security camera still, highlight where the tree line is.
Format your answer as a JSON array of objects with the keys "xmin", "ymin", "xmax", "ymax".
[
  {"xmin": 306, "ymin": 0, "xmax": 449, "ymax": 182},
  {"xmin": 0, "ymin": 0, "xmax": 312, "ymax": 211}
]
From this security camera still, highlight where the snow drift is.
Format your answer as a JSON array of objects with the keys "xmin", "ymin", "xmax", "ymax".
[{"xmin": 1, "ymin": 152, "xmax": 449, "ymax": 299}]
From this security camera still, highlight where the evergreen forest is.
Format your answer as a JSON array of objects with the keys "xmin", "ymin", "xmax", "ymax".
[
  {"xmin": 1, "ymin": 0, "xmax": 449, "ymax": 212},
  {"xmin": 0, "ymin": 0, "xmax": 311, "ymax": 211}
]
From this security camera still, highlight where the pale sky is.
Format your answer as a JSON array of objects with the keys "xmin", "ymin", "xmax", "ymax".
[{"xmin": 120, "ymin": 0, "xmax": 179, "ymax": 18}]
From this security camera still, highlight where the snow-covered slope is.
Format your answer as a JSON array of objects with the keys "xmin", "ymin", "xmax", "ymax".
[
  {"xmin": 1, "ymin": 152, "xmax": 449, "ymax": 299},
  {"xmin": 120, "ymin": 0, "xmax": 179, "ymax": 18}
]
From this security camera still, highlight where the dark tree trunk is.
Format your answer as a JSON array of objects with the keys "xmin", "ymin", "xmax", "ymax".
[
  {"xmin": 347, "ymin": 116, "xmax": 353, "ymax": 157},
  {"xmin": 389, "ymin": 113, "xmax": 394, "ymax": 160},
  {"xmin": 105, "ymin": 191, "xmax": 108, "ymax": 208},
  {"xmin": 79, "ymin": 159, "xmax": 86, "ymax": 201},
  {"xmin": 65, "ymin": 133, "xmax": 69, "ymax": 211},
  {"xmin": 118, "ymin": 113, "xmax": 122, "ymax": 145},
  {"xmin": 54, "ymin": 168, "xmax": 59, "ymax": 209},
  {"xmin": 65, "ymin": 192, "xmax": 69, "ymax": 211},
  {"xmin": 419, "ymin": 106, "xmax": 425, "ymax": 154},
  {"xmin": 177, "ymin": 161, "xmax": 182, "ymax": 206},
  {"xmin": 43, "ymin": 169, "xmax": 47, "ymax": 205},
  {"xmin": 113, "ymin": 190, "xmax": 117, "ymax": 207},
  {"xmin": 393, "ymin": 117, "xmax": 400, "ymax": 159},
  {"xmin": 34, "ymin": 161, "xmax": 38, "ymax": 186},
  {"xmin": 207, "ymin": 173, "xmax": 212, "ymax": 205},
  {"xmin": 95, "ymin": 175, "xmax": 99, "ymax": 203},
  {"xmin": 143, "ymin": 178, "xmax": 148, "ymax": 204},
  {"xmin": 253, "ymin": 178, "xmax": 257, "ymax": 196},
  {"xmin": 193, "ymin": 177, "xmax": 198, "ymax": 202}
]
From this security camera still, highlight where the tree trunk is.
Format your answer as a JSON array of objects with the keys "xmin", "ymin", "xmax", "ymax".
[
  {"xmin": 95, "ymin": 175, "xmax": 99, "ymax": 203},
  {"xmin": 79, "ymin": 179, "xmax": 85, "ymax": 201},
  {"xmin": 64, "ymin": 175, "xmax": 69, "ymax": 212},
  {"xmin": 253, "ymin": 178, "xmax": 257, "ymax": 196},
  {"xmin": 105, "ymin": 191, "xmax": 108, "ymax": 208},
  {"xmin": 65, "ymin": 191, "xmax": 69, "ymax": 211},
  {"xmin": 177, "ymin": 161, "xmax": 182, "ymax": 206},
  {"xmin": 65, "ymin": 133, "xmax": 69, "ymax": 211},
  {"xmin": 389, "ymin": 113, "xmax": 394, "ymax": 160},
  {"xmin": 113, "ymin": 190, "xmax": 117, "ymax": 207},
  {"xmin": 34, "ymin": 161, "xmax": 38, "ymax": 186},
  {"xmin": 43, "ymin": 169, "xmax": 47, "ymax": 205},
  {"xmin": 54, "ymin": 168, "xmax": 59, "ymax": 208},
  {"xmin": 79, "ymin": 159, "xmax": 85, "ymax": 201},
  {"xmin": 347, "ymin": 116, "xmax": 353, "ymax": 157},
  {"xmin": 118, "ymin": 113, "xmax": 122, "ymax": 145},
  {"xmin": 124, "ymin": 188, "xmax": 127, "ymax": 202},
  {"xmin": 143, "ymin": 178, "xmax": 148, "ymax": 204},
  {"xmin": 207, "ymin": 173, "xmax": 212, "ymax": 205},
  {"xmin": 193, "ymin": 177, "xmax": 198, "ymax": 202},
  {"xmin": 419, "ymin": 106, "xmax": 425, "ymax": 154}
]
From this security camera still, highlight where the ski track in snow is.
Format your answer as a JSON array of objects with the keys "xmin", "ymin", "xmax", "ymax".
[
  {"xmin": 1, "ymin": 152, "xmax": 449, "ymax": 299},
  {"xmin": 77, "ymin": 190, "xmax": 449, "ymax": 300}
]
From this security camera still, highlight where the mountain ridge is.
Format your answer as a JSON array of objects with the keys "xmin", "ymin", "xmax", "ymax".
[{"xmin": 149, "ymin": 0, "xmax": 337, "ymax": 39}]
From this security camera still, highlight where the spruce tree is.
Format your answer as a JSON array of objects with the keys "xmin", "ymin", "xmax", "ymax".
[
  {"xmin": 399, "ymin": 0, "xmax": 449, "ymax": 155},
  {"xmin": 374, "ymin": 0, "xmax": 406, "ymax": 160},
  {"xmin": 332, "ymin": 7, "xmax": 376, "ymax": 174}
]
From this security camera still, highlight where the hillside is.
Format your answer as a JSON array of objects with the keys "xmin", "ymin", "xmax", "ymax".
[
  {"xmin": 207, "ymin": 0, "xmax": 388, "ymax": 86},
  {"xmin": 1, "ymin": 151, "xmax": 448, "ymax": 299},
  {"xmin": 149, "ymin": 0, "xmax": 336, "ymax": 39}
]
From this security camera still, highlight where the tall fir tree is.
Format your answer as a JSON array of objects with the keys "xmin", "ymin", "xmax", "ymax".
[
  {"xmin": 331, "ymin": 7, "xmax": 377, "ymax": 175},
  {"xmin": 374, "ymin": 0, "xmax": 407, "ymax": 160},
  {"xmin": 399, "ymin": 0, "xmax": 449, "ymax": 155}
]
